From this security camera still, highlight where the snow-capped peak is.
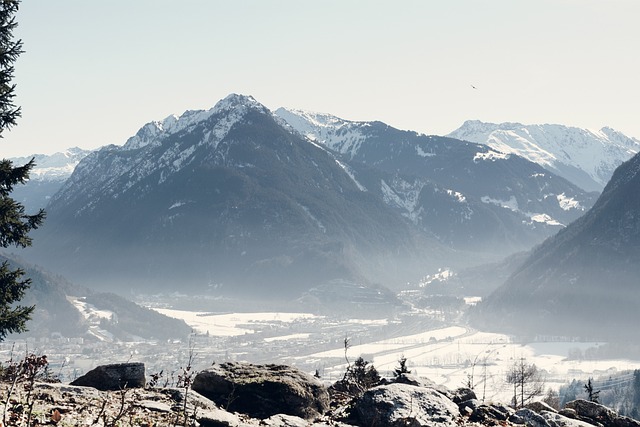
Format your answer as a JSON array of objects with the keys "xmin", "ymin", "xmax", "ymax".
[
  {"xmin": 448, "ymin": 120, "xmax": 640, "ymax": 192},
  {"xmin": 213, "ymin": 93, "xmax": 267, "ymax": 114},
  {"xmin": 123, "ymin": 94, "xmax": 269, "ymax": 151},
  {"xmin": 275, "ymin": 107, "xmax": 368, "ymax": 158},
  {"xmin": 9, "ymin": 147, "xmax": 92, "ymax": 181}
]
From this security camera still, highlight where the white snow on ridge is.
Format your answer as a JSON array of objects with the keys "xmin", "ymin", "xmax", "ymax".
[
  {"xmin": 529, "ymin": 213, "xmax": 563, "ymax": 226},
  {"xmin": 446, "ymin": 189, "xmax": 466, "ymax": 203},
  {"xmin": 473, "ymin": 150, "xmax": 510, "ymax": 162},
  {"xmin": 556, "ymin": 193, "xmax": 582, "ymax": 211},
  {"xmin": 124, "ymin": 94, "xmax": 265, "ymax": 151},
  {"xmin": 275, "ymin": 107, "xmax": 367, "ymax": 158},
  {"xmin": 481, "ymin": 195, "xmax": 565, "ymax": 225},
  {"xmin": 9, "ymin": 148, "xmax": 91, "ymax": 181},
  {"xmin": 449, "ymin": 120, "xmax": 640, "ymax": 191}
]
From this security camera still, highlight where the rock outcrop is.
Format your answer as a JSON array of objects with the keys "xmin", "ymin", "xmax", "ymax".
[
  {"xmin": 191, "ymin": 361, "xmax": 330, "ymax": 420},
  {"xmin": 4, "ymin": 362, "xmax": 640, "ymax": 427},
  {"xmin": 563, "ymin": 400, "xmax": 640, "ymax": 427},
  {"xmin": 70, "ymin": 362, "xmax": 145, "ymax": 391},
  {"xmin": 353, "ymin": 382, "xmax": 460, "ymax": 427}
]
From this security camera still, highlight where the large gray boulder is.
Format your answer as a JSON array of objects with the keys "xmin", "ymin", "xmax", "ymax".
[
  {"xmin": 354, "ymin": 383, "xmax": 460, "ymax": 427},
  {"xmin": 70, "ymin": 362, "xmax": 145, "ymax": 391},
  {"xmin": 191, "ymin": 362, "xmax": 329, "ymax": 420},
  {"xmin": 564, "ymin": 400, "xmax": 640, "ymax": 427}
]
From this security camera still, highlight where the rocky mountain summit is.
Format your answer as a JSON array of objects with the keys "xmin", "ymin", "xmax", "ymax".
[{"xmin": 4, "ymin": 360, "xmax": 638, "ymax": 427}]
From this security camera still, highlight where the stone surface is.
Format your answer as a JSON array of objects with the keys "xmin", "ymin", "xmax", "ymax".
[
  {"xmin": 192, "ymin": 361, "xmax": 330, "ymax": 420},
  {"xmin": 1, "ymin": 381, "xmax": 218, "ymax": 426},
  {"xmin": 261, "ymin": 414, "xmax": 309, "ymax": 427},
  {"xmin": 469, "ymin": 403, "xmax": 513, "ymax": 424},
  {"xmin": 515, "ymin": 408, "xmax": 551, "ymax": 427},
  {"xmin": 70, "ymin": 362, "xmax": 145, "ymax": 391},
  {"xmin": 197, "ymin": 407, "xmax": 243, "ymax": 427},
  {"xmin": 558, "ymin": 400, "xmax": 640, "ymax": 427},
  {"xmin": 138, "ymin": 400, "xmax": 172, "ymax": 413},
  {"xmin": 459, "ymin": 398, "xmax": 479, "ymax": 415},
  {"xmin": 565, "ymin": 399, "xmax": 616, "ymax": 424},
  {"xmin": 527, "ymin": 401, "xmax": 559, "ymax": 414},
  {"xmin": 354, "ymin": 383, "xmax": 460, "ymax": 427},
  {"xmin": 452, "ymin": 387, "xmax": 477, "ymax": 404},
  {"xmin": 541, "ymin": 411, "xmax": 596, "ymax": 427}
]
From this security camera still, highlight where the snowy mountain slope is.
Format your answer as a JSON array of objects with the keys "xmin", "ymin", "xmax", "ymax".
[
  {"xmin": 275, "ymin": 108, "xmax": 369, "ymax": 159},
  {"xmin": 448, "ymin": 120, "xmax": 640, "ymax": 192},
  {"xmin": 27, "ymin": 94, "xmax": 447, "ymax": 296},
  {"xmin": 9, "ymin": 147, "xmax": 91, "ymax": 181},
  {"xmin": 472, "ymin": 150, "xmax": 640, "ymax": 340},
  {"xmin": 9, "ymin": 148, "xmax": 92, "ymax": 212},
  {"xmin": 276, "ymin": 108, "xmax": 597, "ymax": 253}
]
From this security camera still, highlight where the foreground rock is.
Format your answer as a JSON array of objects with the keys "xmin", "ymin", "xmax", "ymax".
[
  {"xmin": 563, "ymin": 400, "xmax": 640, "ymax": 427},
  {"xmin": 5, "ymin": 361, "xmax": 640, "ymax": 427},
  {"xmin": 192, "ymin": 361, "xmax": 330, "ymax": 420},
  {"xmin": 70, "ymin": 362, "xmax": 145, "ymax": 391},
  {"xmin": 354, "ymin": 383, "xmax": 460, "ymax": 427},
  {"xmin": 0, "ymin": 382, "xmax": 241, "ymax": 427}
]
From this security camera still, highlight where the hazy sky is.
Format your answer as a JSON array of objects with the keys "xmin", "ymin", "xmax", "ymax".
[{"xmin": 2, "ymin": 1, "xmax": 640, "ymax": 157}]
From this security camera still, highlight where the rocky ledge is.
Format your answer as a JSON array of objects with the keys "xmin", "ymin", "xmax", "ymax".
[{"xmin": 2, "ymin": 361, "xmax": 639, "ymax": 427}]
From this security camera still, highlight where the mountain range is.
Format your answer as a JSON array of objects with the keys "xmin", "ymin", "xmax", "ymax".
[
  {"xmin": 25, "ymin": 95, "xmax": 444, "ymax": 296},
  {"xmin": 10, "ymin": 147, "xmax": 91, "ymax": 213},
  {"xmin": 471, "ymin": 150, "xmax": 640, "ymax": 340},
  {"xmin": 448, "ymin": 120, "xmax": 640, "ymax": 193},
  {"xmin": 276, "ymin": 109, "xmax": 601, "ymax": 247},
  {"xmin": 18, "ymin": 94, "xmax": 603, "ymax": 300}
]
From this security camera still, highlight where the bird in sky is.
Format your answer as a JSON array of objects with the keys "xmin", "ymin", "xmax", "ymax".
[{"xmin": 471, "ymin": 84, "xmax": 478, "ymax": 90}]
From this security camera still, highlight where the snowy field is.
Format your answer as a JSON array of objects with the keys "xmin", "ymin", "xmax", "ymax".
[
  {"xmin": 153, "ymin": 309, "xmax": 317, "ymax": 336},
  {"xmin": 156, "ymin": 309, "xmax": 640, "ymax": 402},
  {"xmin": 307, "ymin": 328, "xmax": 640, "ymax": 402}
]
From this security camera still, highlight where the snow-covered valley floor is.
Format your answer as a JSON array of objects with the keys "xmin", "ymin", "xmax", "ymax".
[{"xmin": 155, "ymin": 308, "xmax": 640, "ymax": 404}]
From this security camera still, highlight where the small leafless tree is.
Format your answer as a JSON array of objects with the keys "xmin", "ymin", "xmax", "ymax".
[{"xmin": 506, "ymin": 358, "xmax": 545, "ymax": 408}]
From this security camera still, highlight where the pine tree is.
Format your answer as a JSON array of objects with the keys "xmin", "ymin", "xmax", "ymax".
[
  {"xmin": 393, "ymin": 355, "xmax": 411, "ymax": 377},
  {"xmin": 0, "ymin": 0, "xmax": 45, "ymax": 340},
  {"xmin": 584, "ymin": 378, "xmax": 600, "ymax": 403}
]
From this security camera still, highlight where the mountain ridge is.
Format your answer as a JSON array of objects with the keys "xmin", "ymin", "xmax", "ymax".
[
  {"xmin": 27, "ymin": 94, "xmax": 445, "ymax": 297},
  {"xmin": 18, "ymin": 95, "xmax": 602, "ymax": 299},
  {"xmin": 276, "ymin": 107, "xmax": 597, "ymax": 253},
  {"xmin": 448, "ymin": 120, "xmax": 640, "ymax": 192},
  {"xmin": 472, "ymin": 150, "xmax": 640, "ymax": 340}
]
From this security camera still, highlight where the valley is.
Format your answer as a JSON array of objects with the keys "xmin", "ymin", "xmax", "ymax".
[{"xmin": 5, "ymin": 292, "xmax": 640, "ymax": 407}]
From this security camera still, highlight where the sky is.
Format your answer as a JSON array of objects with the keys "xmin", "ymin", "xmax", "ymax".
[{"xmin": 2, "ymin": 0, "xmax": 640, "ymax": 157}]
